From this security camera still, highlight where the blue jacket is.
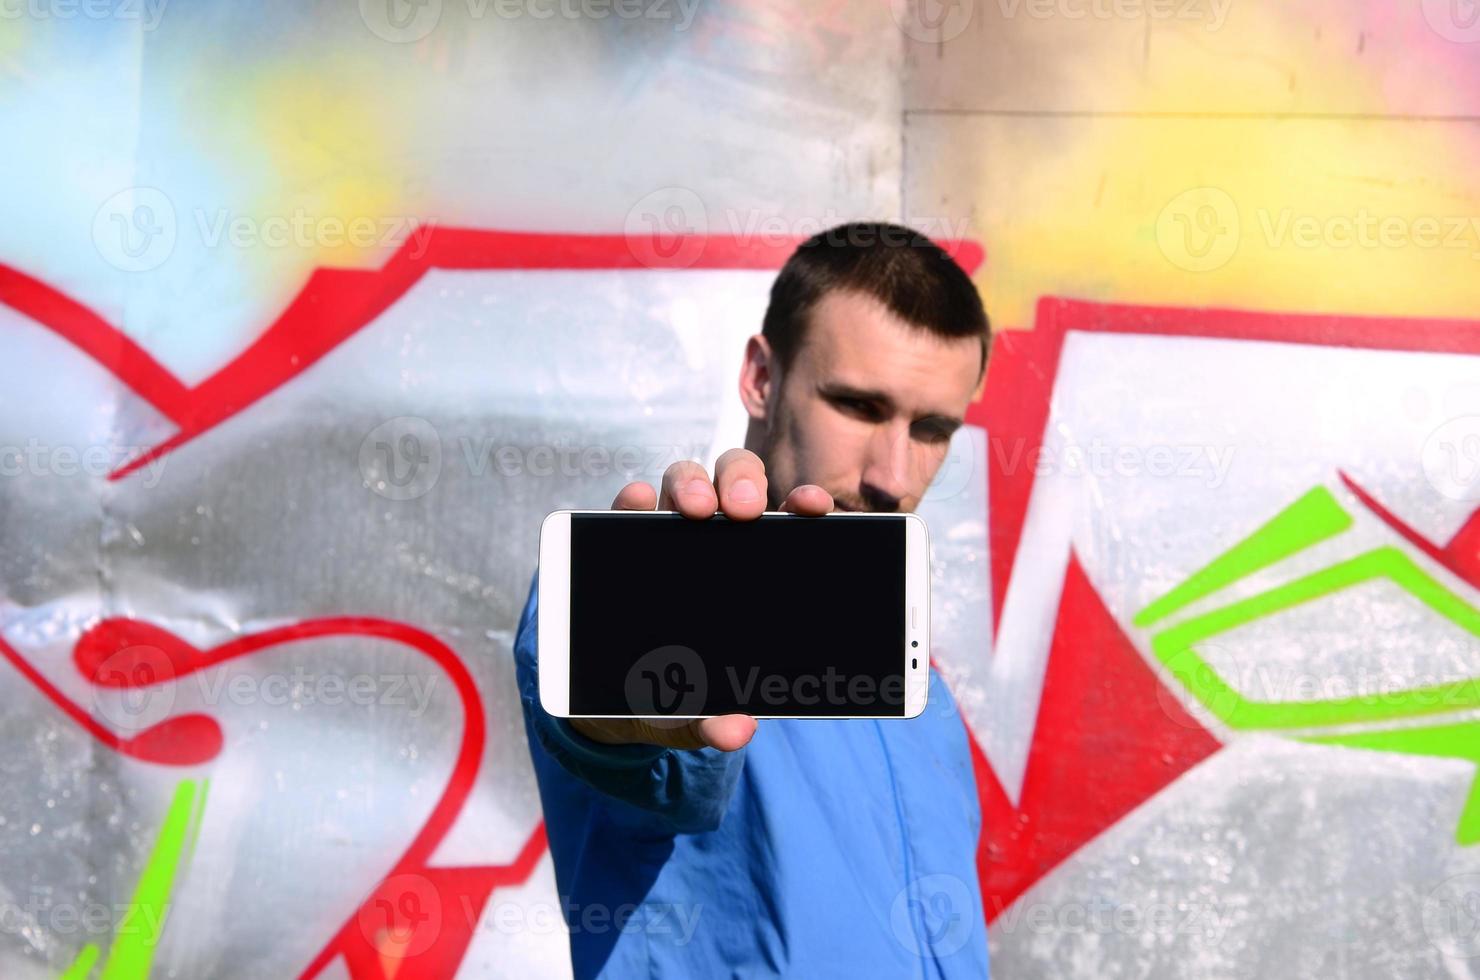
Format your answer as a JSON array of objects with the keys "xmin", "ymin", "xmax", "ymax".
[{"xmin": 513, "ymin": 571, "xmax": 990, "ymax": 979}]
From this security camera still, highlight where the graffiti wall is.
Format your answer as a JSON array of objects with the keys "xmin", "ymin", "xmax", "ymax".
[
  {"xmin": 905, "ymin": 1, "xmax": 1480, "ymax": 976},
  {"xmin": 3, "ymin": 0, "xmax": 1480, "ymax": 977}
]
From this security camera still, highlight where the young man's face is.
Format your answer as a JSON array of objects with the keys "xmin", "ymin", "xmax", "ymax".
[{"xmin": 741, "ymin": 288, "xmax": 985, "ymax": 513}]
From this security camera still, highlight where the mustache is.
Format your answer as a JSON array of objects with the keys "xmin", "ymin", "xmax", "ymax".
[{"xmin": 832, "ymin": 488, "xmax": 904, "ymax": 514}]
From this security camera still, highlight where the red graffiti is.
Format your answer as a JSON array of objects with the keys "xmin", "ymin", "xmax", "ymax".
[
  {"xmin": 0, "ymin": 229, "xmax": 983, "ymax": 976},
  {"xmin": 13, "ymin": 229, "xmax": 1480, "ymax": 965},
  {"xmin": 968, "ymin": 296, "xmax": 1480, "ymax": 915}
]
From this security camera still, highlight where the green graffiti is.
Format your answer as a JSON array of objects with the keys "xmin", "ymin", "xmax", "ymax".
[
  {"xmin": 59, "ymin": 778, "xmax": 207, "ymax": 980},
  {"xmin": 1151, "ymin": 546, "xmax": 1480, "ymax": 730},
  {"xmin": 59, "ymin": 944, "xmax": 99, "ymax": 980},
  {"xmin": 1139, "ymin": 487, "xmax": 1480, "ymax": 845},
  {"xmin": 101, "ymin": 779, "xmax": 205, "ymax": 980},
  {"xmin": 1135, "ymin": 486, "xmax": 1353, "ymax": 628},
  {"xmin": 1306, "ymin": 720, "xmax": 1480, "ymax": 845}
]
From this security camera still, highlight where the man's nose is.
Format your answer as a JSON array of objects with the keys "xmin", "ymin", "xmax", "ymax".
[{"xmin": 859, "ymin": 423, "xmax": 913, "ymax": 511}]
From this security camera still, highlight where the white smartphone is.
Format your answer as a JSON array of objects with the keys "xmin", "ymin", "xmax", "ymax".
[{"xmin": 538, "ymin": 510, "xmax": 930, "ymax": 720}]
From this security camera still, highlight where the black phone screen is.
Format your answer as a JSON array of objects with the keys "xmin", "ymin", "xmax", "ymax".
[{"xmin": 568, "ymin": 512, "xmax": 909, "ymax": 717}]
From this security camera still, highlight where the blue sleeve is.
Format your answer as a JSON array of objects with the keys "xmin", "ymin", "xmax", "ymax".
[{"xmin": 512, "ymin": 568, "xmax": 745, "ymax": 835}]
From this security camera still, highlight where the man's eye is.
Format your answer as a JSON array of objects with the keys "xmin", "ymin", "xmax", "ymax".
[
  {"xmin": 833, "ymin": 397, "xmax": 882, "ymax": 420},
  {"xmin": 912, "ymin": 424, "xmax": 955, "ymax": 446}
]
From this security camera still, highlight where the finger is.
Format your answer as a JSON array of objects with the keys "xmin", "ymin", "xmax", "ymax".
[
  {"xmin": 637, "ymin": 716, "xmax": 756, "ymax": 752},
  {"xmin": 625, "ymin": 717, "xmax": 712, "ymax": 751},
  {"xmin": 570, "ymin": 715, "xmax": 755, "ymax": 753},
  {"xmin": 642, "ymin": 718, "xmax": 708, "ymax": 751},
  {"xmin": 694, "ymin": 714, "xmax": 757, "ymax": 752},
  {"xmin": 778, "ymin": 484, "xmax": 834, "ymax": 517},
  {"xmin": 658, "ymin": 460, "xmax": 718, "ymax": 519},
  {"xmin": 610, "ymin": 481, "xmax": 657, "ymax": 511},
  {"xmin": 571, "ymin": 716, "xmax": 702, "ymax": 750},
  {"xmin": 713, "ymin": 448, "xmax": 767, "ymax": 521}
]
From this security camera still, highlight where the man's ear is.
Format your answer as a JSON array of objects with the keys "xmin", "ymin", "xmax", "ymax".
[{"xmin": 739, "ymin": 334, "xmax": 776, "ymax": 421}]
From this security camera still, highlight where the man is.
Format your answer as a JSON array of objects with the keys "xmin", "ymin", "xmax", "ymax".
[{"xmin": 513, "ymin": 222, "xmax": 991, "ymax": 978}]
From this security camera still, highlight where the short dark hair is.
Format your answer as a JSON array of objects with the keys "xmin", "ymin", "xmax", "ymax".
[{"xmin": 761, "ymin": 222, "xmax": 990, "ymax": 378}]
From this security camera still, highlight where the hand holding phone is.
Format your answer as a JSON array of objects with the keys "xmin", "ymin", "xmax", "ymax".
[
  {"xmin": 562, "ymin": 449, "xmax": 831, "ymax": 754},
  {"xmin": 540, "ymin": 449, "xmax": 930, "ymax": 753}
]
